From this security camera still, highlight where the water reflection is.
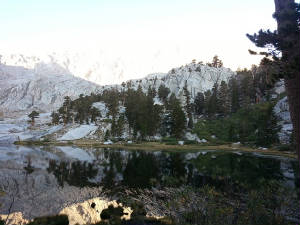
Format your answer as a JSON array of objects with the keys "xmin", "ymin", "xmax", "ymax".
[
  {"xmin": 47, "ymin": 160, "xmax": 98, "ymax": 187},
  {"xmin": 41, "ymin": 147, "xmax": 298, "ymax": 190},
  {"xmin": 0, "ymin": 145, "xmax": 299, "ymax": 220},
  {"xmin": 0, "ymin": 145, "xmax": 298, "ymax": 191}
]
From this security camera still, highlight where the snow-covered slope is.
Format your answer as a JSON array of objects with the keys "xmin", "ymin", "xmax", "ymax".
[{"xmin": 0, "ymin": 53, "xmax": 235, "ymax": 113}]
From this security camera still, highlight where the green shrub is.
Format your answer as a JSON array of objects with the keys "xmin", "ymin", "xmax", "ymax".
[
  {"xmin": 275, "ymin": 144, "xmax": 291, "ymax": 151},
  {"xmin": 184, "ymin": 140, "xmax": 198, "ymax": 145},
  {"xmin": 161, "ymin": 137, "xmax": 177, "ymax": 143},
  {"xmin": 193, "ymin": 103, "xmax": 280, "ymax": 147},
  {"xmin": 42, "ymin": 138, "xmax": 50, "ymax": 142},
  {"xmin": 165, "ymin": 142, "xmax": 177, "ymax": 145}
]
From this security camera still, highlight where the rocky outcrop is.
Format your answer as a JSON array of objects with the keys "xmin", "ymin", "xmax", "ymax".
[
  {"xmin": 0, "ymin": 53, "xmax": 234, "ymax": 113},
  {"xmin": 0, "ymin": 212, "xmax": 29, "ymax": 225},
  {"xmin": 0, "ymin": 62, "xmax": 100, "ymax": 113},
  {"xmin": 60, "ymin": 198, "xmax": 132, "ymax": 225},
  {"xmin": 274, "ymin": 96, "xmax": 293, "ymax": 144}
]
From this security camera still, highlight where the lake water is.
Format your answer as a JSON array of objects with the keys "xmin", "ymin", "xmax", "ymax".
[{"xmin": 0, "ymin": 145, "xmax": 299, "ymax": 220}]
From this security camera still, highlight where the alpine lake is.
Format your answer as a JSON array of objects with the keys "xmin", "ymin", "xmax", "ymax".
[{"xmin": 0, "ymin": 145, "xmax": 299, "ymax": 224}]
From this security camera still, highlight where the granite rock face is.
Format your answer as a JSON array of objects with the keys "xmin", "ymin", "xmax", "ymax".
[
  {"xmin": 0, "ymin": 53, "xmax": 234, "ymax": 113},
  {"xmin": 274, "ymin": 96, "xmax": 292, "ymax": 144}
]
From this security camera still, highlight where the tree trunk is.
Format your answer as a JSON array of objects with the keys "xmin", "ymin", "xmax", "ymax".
[
  {"xmin": 285, "ymin": 75, "xmax": 300, "ymax": 159},
  {"xmin": 275, "ymin": 0, "xmax": 299, "ymax": 158}
]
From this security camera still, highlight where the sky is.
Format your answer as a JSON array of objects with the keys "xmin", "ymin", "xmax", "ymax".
[{"xmin": 0, "ymin": 0, "xmax": 278, "ymax": 77}]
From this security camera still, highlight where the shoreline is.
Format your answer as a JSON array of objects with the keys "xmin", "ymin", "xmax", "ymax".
[{"xmin": 13, "ymin": 140, "xmax": 297, "ymax": 159}]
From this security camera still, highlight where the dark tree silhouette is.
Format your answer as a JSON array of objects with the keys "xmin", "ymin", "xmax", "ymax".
[
  {"xmin": 28, "ymin": 111, "xmax": 39, "ymax": 126},
  {"xmin": 247, "ymin": 0, "xmax": 300, "ymax": 157}
]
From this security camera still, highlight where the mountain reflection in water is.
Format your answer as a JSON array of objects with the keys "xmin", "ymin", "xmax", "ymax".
[
  {"xmin": 42, "ymin": 147, "xmax": 298, "ymax": 190},
  {"xmin": 0, "ymin": 145, "xmax": 298, "ymax": 220}
]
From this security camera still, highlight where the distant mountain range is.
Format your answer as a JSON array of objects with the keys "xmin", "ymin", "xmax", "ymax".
[{"xmin": 0, "ymin": 53, "xmax": 235, "ymax": 113}]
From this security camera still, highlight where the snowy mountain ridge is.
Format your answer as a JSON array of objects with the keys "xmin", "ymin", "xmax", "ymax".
[{"xmin": 0, "ymin": 53, "xmax": 235, "ymax": 114}]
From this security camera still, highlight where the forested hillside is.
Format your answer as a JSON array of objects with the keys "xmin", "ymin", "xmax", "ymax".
[{"xmin": 49, "ymin": 57, "xmax": 289, "ymax": 148}]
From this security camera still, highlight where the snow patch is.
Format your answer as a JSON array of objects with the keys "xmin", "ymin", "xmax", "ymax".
[{"xmin": 58, "ymin": 125, "xmax": 98, "ymax": 141}]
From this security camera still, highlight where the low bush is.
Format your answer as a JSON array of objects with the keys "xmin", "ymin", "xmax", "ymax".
[{"xmin": 193, "ymin": 103, "xmax": 280, "ymax": 147}]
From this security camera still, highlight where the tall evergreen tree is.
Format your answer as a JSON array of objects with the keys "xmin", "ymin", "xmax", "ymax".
[
  {"xmin": 116, "ymin": 114, "xmax": 125, "ymax": 137},
  {"xmin": 204, "ymin": 90, "xmax": 212, "ymax": 116},
  {"xmin": 90, "ymin": 107, "xmax": 101, "ymax": 123},
  {"xmin": 183, "ymin": 81, "xmax": 193, "ymax": 128},
  {"xmin": 169, "ymin": 94, "xmax": 186, "ymax": 138},
  {"xmin": 51, "ymin": 112, "xmax": 60, "ymax": 125},
  {"xmin": 247, "ymin": 0, "xmax": 300, "ymax": 156},
  {"xmin": 237, "ymin": 69, "xmax": 255, "ymax": 108},
  {"xmin": 194, "ymin": 92, "xmax": 205, "ymax": 115},
  {"xmin": 207, "ymin": 83, "xmax": 219, "ymax": 117},
  {"xmin": 228, "ymin": 77, "xmax": 240, "ymax": 113},
  {"xmin": 218, "ymin": 81, "xmax": 230, "ymax": 116},
  {"xmin": 158, "ymin": 84, "xmax": 170, "ymax": 103}
]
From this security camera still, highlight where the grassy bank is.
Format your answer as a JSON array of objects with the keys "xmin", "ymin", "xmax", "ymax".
[{"xmin": 14, "ymin": 140, "xmax": 297, "ymax": 159}]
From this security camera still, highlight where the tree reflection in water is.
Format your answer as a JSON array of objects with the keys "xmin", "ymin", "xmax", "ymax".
[
  {"xmin": 46, "ymin": 149, "xmax": 296, "ymax": 192},
  {"xmin": 47, "ymin": 160, "xmax": 98, "ymax": 187}
]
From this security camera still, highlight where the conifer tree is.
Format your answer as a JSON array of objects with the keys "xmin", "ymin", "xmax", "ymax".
[
  {"xmin": 158, "ymin": 84, "xmax": 170, "ymax": 103},
  {"xmin": 194, "ymin": 92, "xmax": 205, "ymax": 115},
  {"xmin": 60, "ymin": 96, "xmax": 72, "ymax": 124},
  {"xmin": 116, "ymin": 114, "xmax": 125, "ymax": 137},
  {"xmin": 247, "ymin": 0, "xmax": 299, "ymax": 155},
  {"xmin": 238, "ymin": 69, "xmax": 255, "ymax": 108},
  {"xmin": 90, "ymin": 107, "xmax": 101, "ymax": 123},
  {"xmin": 169, "ymin": 94, "xmax": 186, "ymax": 138},
  {"xmin": 28, "ymin": 111, "xmax": 39, "ymax": 126},
  {"xmin": 218, "ymin": 81, "xmax": 230, "ymax": 116},
  {"xmin": 204, "ymin": 90, "xmax": 212, "ymax": 116},
  {"xmin": 228, "ymin": 77, "xmax": 240, "ymax": 113},
  {"xmin": 183, "ymin": 81, "xmax": 193, "ymax": 128},
  {"xmin": 51, "ymin": 111, "xmax": 60, "ymax": 124},
  {"xmin": 207, "ymin": 55, "xmax": 223, "ymax": 68},
  {"xmin": 210, "ymin": 82, "xmax": 219, "ymax": 116}
]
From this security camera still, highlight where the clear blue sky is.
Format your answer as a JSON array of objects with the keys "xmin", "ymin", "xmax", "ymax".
[{"xmin": 0, "ymin": 0, "xmax": 279, "ymax": 71}]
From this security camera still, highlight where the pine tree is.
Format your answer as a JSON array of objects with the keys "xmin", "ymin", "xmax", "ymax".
[
  {"xmin": 207, "ymin": 55, "xmax": 223, "ymax": 68},
  {"xmin": 145, "ymin": 89, "xmax": 162, "ymax": 136},
  {"xmin": 228, "ymin": 77, "xmax": 240, "ymax": 113},
  {"xmin": 206, "ymin": 83, "xmax": 219, "ymax": 117},
  {"xmin": 116, "ymin": 114, "xmax": 125, "ymax": 137},
  {"xmin": 158, "ymin": 84, "xmax": 170, "ymax": 103},
  {"xmin": 104, "ymin": 130, "xmax": 111, "ymax": 141},
  {"xmin": 194, "ymin": 92, "xmax": 205, "ymax": 115},
  {"xmin": 51, "ymin": 112, "xmax": 60, "ymax": 125},
  {"xmin": 90, "ymin": 107, "xmax": 101, "ymax": 123},
  {"xmin": 204, "ymin": 90, "xmax": 212, "ymax": 116},
  {"xmin": 60, "ymin": 96, "xmax": 72, "ymax": 124},
  {"xmin": 247, "ymin": 0, "xmax": 300, "ymax": 155},
  {"xmin": 147, "ymin": 85, "xmax": 156, "ymax": 99},
  {"xmin": 124, "ymin": 87, "xmax": 137, "ymax": 135},
  {"xmin": 28, "ymin": 111, "xmax": 39, "ymax": 125},
  {"xmin": 218, "ymin": 81, "xmax": 230, "ymax": 116},
  {"xmin": 169, "ymin": 94, "xmax": 186, "ymax": 138},
  {"xmin": 237, "ymin": 69, "xmax": 255, "ymax": 108},
  {"xmin": 111, "ymin": 116, "xmax": 117, "ymax": 137},
  {"xmin": 183, "ymin": 81, "xmax": 193, "ymax": 128}
]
